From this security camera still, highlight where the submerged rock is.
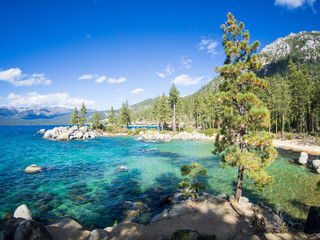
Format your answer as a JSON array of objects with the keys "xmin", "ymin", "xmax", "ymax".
[
  {"xmin": 14, "ymin": 204, "xmax": 33, "ymax": 220},
  {"xmin": 24, "ymin": 164, "xmax": 43, "ymax": 173},
  {"xmin": 115, "ymin": 166, "xmax": 128, "ymax": 172},
  {"xmin": 299, "ymin": 152, "xmax": 308, "ymax": 165}
]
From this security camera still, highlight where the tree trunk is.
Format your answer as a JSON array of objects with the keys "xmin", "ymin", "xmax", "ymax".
[
  {"xmin": 172, "ymin": 103, "xmax": 176, "ymax": 133},
  {"xmin": 282, "ymin": 112, "xmax": 285, "ymax": 136},
  {"xmin": 235, "ymin": 164, "xmax": 244, "ymax": 202},
  {"xmin": 268, "ymin": 119, "xmax": 271, "ymax": 133},
  {"xmin": 276, "ymin": 112, "xmax": 278, "ymax": 135}
]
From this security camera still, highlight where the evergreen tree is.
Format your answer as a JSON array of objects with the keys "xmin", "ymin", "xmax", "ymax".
[
  {"xmin": 120, "ymin": 100, "xmax": 131, "ymax": 127},
  {"xmin": 169, "ymin": 84, "xmax": 180, "ymax": 133},
  {"xmin": 79, "ymin": 103, "xmax": 87, "ymax": 127},
  {"xmin": 214, "ymin": 13, "xmax": 277, "ymax": 202},
  {"xmin": 178, "ymin": 163, "xmax": 207, "ymax": 200},
  {"xmin": 152, "ymin": 96, "xmax": 160, "ymax": 130},
  {"xmin": 158, "ymin": 93, "xmax": 168, "ymax": 131},
  {"xmin": 109, "ymin": 106, "xmax": 116, "ymax": 125},
  {"xmin": 92, "ymin": 110, "xmax": 100, "ymax": 129},
  {"xmin": 70, "ymin": 107, "xmax": 79, "ymax": 126}
]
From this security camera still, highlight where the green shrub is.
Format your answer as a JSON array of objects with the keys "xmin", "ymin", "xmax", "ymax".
[
  {"xmin": 160, "ymin": 130, "xmax": 172, "ymax": 134},
  {"xmin": 285, "ymin": 133, "xmax": 293, "ymax": 140},
  {"xmin": 198, "ymin": 128, "xmax": 218, "ymax": 137},
  {"xmin": 183, "ymin": 127, "xmax": 194, "ymax": 133}
]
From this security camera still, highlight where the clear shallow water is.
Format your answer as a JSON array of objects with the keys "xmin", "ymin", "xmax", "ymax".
[{"xmin": 0, "ymin": 126, "xmax": 320, "ymax": 229}]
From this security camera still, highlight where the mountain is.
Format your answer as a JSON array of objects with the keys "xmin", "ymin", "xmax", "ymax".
[
  {"xmin": 258, "ymin": 31, "xmax": 320, "ymax": 77},
  {"xmin": 0, "ymin": 106, "xmax": 74, "ymax": 125}
]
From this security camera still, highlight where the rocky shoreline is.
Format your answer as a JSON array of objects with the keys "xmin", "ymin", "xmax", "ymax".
[
  {"xmin": 2, "ymin": 192, "xmax": 317, "ymax": 240},
  {"xmin": 40, "ymin": 126, "xmax": 101, "ymax": 141},
  {"xmin": 135, "ymin": 131, "xmax": 214, "ymax": 142}
]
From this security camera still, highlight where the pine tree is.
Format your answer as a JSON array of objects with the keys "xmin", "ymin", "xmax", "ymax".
[
  {"xmin": 70, "ymin": 107, "xmax": 79, "ymax": 126},
  {"xmin": 120, "ymin": 101, "xmax": 131, "ymax": 127},
  {"xmin": 109, "ymin": 106, "xmax": 116, "ymax": 125},
  {"xmin": 214, "ymin": 13, "xmax": 277, "ymax": 202},
  {"xmin": 158, "ymin": 93, "xmax": 168, "ymax": 131},
  {"xmin": 79, "ymin": 103, "xmax": 87, "ymax": 127},
  {"xmin": 92, "ymin": 110, "xmax": 100, "ymax": 129},
  {"xmin": 152, "ymin": 96, "xmax": 160, "ymax": 130},
  {"xmin": 169, "ymin": 84, "xmax": 180, "ymax": 133}
]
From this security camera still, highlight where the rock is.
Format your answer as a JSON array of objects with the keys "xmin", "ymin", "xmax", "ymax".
[
  {"xmin": 299, "ymin": 152, "xmax": 308, "ymax": 165},
  {"xmin": 14, "ymin": 219, "xmax": 53, "ymax": 240},
  {"xmin": 239, "ymin": 196, "xmax": 250, "ymax": 205},
  {"xmin": 43, "ymin": 130, "xmax": 54, "ymax": 139},
  {"xmin": 305, "ymin": 206, "xmax": 320, "ymax": 234},
  {"xmin": 56, "ymin": 132, "xmax": 70, "ymax": 141},
  {"xmin": 118, "ymin": 201, "xmax": 134, "ymax": 209},
  {"xmin": 14, "ymin": 205, "xmax": 33, "ymax": 220},
  {"xmin": 123, "ymin": 210, "xmax": 139, "ymax": 219},
  {"xmin": 37, "ymin": 129, "xmax": 45, "ymax": 134},
  {"xmin": 24, "ymin": 164, "xmax": 43, "ymax": 173},
  {"xmin": 317, "ymin": 168, "xmax": 320, "ymax": 174},
  {"xmin": 0, "ymin": 217, "xmax": 24, "ymax": 239},
  {"xmin": 45, "ymin": 216, "xmax": 90, "ymax": 240},
  {"xmin": 88, "ymin": 229, "xmax": 109, "ymax": 240},
  {"xmin": 74, "ymin": 131, "xmax": 83, "ymax": 139},
  {"xmin": 68, "ymin": 125, "xmax": 78, "ymax": 133},
  {"xmin": 79, "ymin": 126, "xmax": 88, "ymax": 133},
  {"xmin": 159, "ymin": 194, "xmax": 173, "ymax": 206},
  {"xmin": 115, "ymin": 166, "xmax": 128, "ymax": 172},
  {"xmin": 312, "ymin": 160, "xmax": 320, "ymax": 169}
]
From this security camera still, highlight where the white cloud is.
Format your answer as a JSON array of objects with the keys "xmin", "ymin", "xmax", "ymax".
[
  {"xmin": 156, "ymin": 72, "xmax": 166, "ymax": 78},
  {"xmin": 130, "ymin": 88, "xmax": 144, "ymax": 94},
  {"xmin": 0, "ymin": 68, "xmax": 51, "ymax": 87},
  {"xmin": 107, "ymin": 77, "xmax": 127, "ymax": 84},
  {"xmin": 156, "ymin": 64, "xmax": 174, "ymax": 79},
  {"xmin": 181, "ymin": 57, "xmax": 192, "ymax": 69},
  {"xmin": 172, "ymin": 74, "xmax": 204, "ymax": 86},
  {"xmin": 95, "ymin": 76, "xmax": 107, "ymax": 83},
  {"xmin": 6, "ymin": 92, "xmax": 95, "ymax": 109},
  {"xmin": 275, "ymin": 0, "xmax": 316, "ymax": 11},
  {"xmin": 198, "ymin": 39, "xmax": 219, "ymax": 55},
  {"xmin": 78, "ymin": 74, "xmax": 126, "ymax": 84},
  {"xmin": 78, "ymin": 74, "xmax": 98, "ymax": 80}
]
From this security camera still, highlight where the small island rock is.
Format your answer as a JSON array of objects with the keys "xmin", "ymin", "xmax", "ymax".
[
  {"xmin": 299, "ymin": 152, "xmax": 308, "ymax": 165},
  {"xmin": 312, "ymin": 160, "xmax": 320, "ymax": 169},
  {"xmin": 14, "ymin": 204, "xmax": 33, "ymax": 220},
  {"xmin": 24, "ymin": 164, "xmax": 43, "ymax": 173}
]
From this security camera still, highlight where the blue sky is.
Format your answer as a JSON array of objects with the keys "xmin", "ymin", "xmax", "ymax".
[{"xmin": 0, "ymin": 0, "xmax": 319, "ymax": 110}]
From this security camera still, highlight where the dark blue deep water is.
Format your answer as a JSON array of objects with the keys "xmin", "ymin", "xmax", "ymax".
[{"xmin": 0, "ymin": 125, "xmax": 320, "ymax": 229}]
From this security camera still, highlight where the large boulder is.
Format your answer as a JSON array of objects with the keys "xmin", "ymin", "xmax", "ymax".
[
  {"xmin": 56, "ymin": 132, "xmax": 70, "ymax": 141},
  {"xmin": 88, "ymin": 229, "xmax": 109, "ymax": 240},
  {"xmin": 13, "ymin": 204, "xmax": 33, "ymax": 220},
  {"xmin": 24, "ymin": 164, "xmax": 43, "ymax": 174},
  {"xmin": 79, "ymin": 126, "xmax": 88, "ymax": 133},
  {"xmin": 14, "ymin": 219, "xmax": 53, "ymax": 240},
  {"xmin": 74, "ymin": 131, "xmax": 83, "ymax": 139},
  {"xmin": 299, "ymin": 152, "xmax": 308, "ymax": 165},
  {"xmin": 312, "ymin": 160, "xmax": 320, "ymax": 169},
  {"xmin": 45, "ymin": 216, "xmax": 90, "ymax": 240},
  {"xmin": 305, "ymin": 206, "xmax": 320, "ymax": 234}
]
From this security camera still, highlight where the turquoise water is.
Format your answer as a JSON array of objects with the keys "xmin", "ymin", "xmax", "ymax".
[{"xmin": 1, "ymin": 126, "xmax": 320, "ymax": 229}]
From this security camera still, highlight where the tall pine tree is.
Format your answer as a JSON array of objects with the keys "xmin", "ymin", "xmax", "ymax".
[
  {"xmin": 70, "ymin": 107, "xmax": 79, "ymax": 126},
  {"xmin": 109, "ymin": 106, "xmax": 116, "ymax": 125},
  {"xmin": 79, "ymin": 103, "xmax": 87, "ymax": 127},
  {"xmin": 214, "ymin": 13, "xmax": 277, "ymax": 202},
  {"xmin": 169, "ymin": 84, "xmax": 180, "ymax": 133},
  {"xmin": 120, "ymin": 101, "xmax": 131, "ymax": 127},
  {"xmin": 92, "ymin": 110, "xmax": 100, "ymax": 129}
]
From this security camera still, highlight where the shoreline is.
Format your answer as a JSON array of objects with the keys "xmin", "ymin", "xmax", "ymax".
[{"xmin": 273, "ymin": 139, "xmax": 320, "ymax": 156}]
